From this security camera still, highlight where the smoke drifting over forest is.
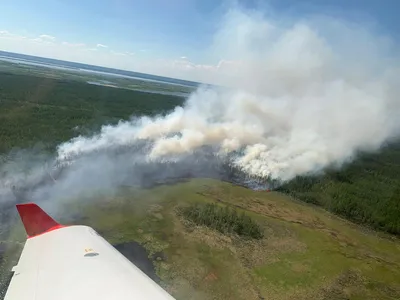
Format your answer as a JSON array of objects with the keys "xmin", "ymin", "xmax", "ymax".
[
  {"xmin": 1, "ymin": 7, "xmax": 400, "ymax": 207},
  {"xmin": 58, "ymin": 9, "xmax": 400, "ymax": 178}
]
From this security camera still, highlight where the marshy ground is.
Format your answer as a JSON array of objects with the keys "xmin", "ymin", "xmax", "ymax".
[{"xmin": 2, "ymin": 179, "xmax": 396, "ymax": 300}]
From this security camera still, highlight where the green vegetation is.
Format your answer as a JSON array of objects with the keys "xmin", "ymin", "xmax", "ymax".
[
  {"xmin": 0, "ymin": 71, "xmax": 185, "ymax": 153},
  {"xmin": 0, "ymin": 59, "xmax": 195, "ymax": 95},
  {"xmin": 278, "ymin": 144, "xmax": 400, "ymax": 235},
  {"xmin": 179, "ymin": 203, "xmax": 263, "ymax": 239}
]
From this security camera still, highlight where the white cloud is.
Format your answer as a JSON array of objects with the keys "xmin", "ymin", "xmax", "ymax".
[
  {"xmin": 62, "ymin": 42, "xmax": 86, "ymax": 48},
  {"xmin": 30, "ymin": 38, "xmax": 43, "ymax": 43},
  {"xmin": 111, "ymin": 50, "xmax": 127, "ymax": 56},
  {"xmin": 7, "ymin": 6, "xmax": 395, "ymax": 86},
  {"xmin": 0, "ymin": 29, "xmax": 234, "ymax": 82},
  {"xmin": 0, "ymin": 30, "xmax": 25, "ymax": 40},
  {"xmin": 22, "ymin": 34, "xmax": 57, "ymax": 45},
  {"xmin": 39, "ymin": 34, "xmax": 56, "ymax": 41}
]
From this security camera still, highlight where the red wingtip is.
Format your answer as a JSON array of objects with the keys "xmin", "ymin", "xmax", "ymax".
[{"xmin": 16, "ymin": 203, "xmax": 65, "ymax": 238}]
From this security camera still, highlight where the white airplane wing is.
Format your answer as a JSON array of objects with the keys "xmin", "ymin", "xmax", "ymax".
[{"xmin": 4, "ymin": 203, "xmax": 176, "ymax": 300}]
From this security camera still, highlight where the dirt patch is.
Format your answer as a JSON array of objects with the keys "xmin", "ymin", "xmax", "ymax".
[
  {"xmin": 320, "ymin": 229, "xmax": 357, "ymax": 248},
  {"xmin": 319, "ymin": 269, "xmax": 365, "ymax": 300},
  {"xmin": 366, "ymin": 280, "xmax": 400, "ymax": 299},
  {"xmin": 204, "ymin": 272, "xmax": 218, "ymax": 282}
]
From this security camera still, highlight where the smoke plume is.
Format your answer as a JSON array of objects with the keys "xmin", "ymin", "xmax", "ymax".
[
  {"xmin": 57, "ymin": 8, "xmax": 400, "ymax": 182},
  {"xmin": 1, "ymin": 7, "xmax": 400, "ymax": 212}
]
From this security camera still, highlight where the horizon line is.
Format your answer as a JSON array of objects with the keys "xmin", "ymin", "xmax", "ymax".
[{"xmin": 0, "ymin": 50, "xmax": 201, "ymax": 86}]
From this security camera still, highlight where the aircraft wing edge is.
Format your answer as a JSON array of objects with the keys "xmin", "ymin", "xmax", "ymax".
[{"xmin": 16, "ymin": 203, "xmax": 66, "ymax": 238}]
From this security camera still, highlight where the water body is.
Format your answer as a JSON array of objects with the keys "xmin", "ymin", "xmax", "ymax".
[
  {"xmin": 113, "ymin": 241, "xmax": 161, "ymax": 283},
  {"xmin": 83, "ymin": 69, "xmax": 193, "ymax": 87},
  {"xmin": 0, "ymin": 57, "xmax": 76, "ymax": 72},
  {"xmin": 0, "ymin": 50, "xmax": 199, "ymax": 88},
  {"xmin": 87, "ymin": 81, "xmax": 189, "ymax": 97}
]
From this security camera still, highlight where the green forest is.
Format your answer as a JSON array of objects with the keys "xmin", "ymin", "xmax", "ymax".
[
  {"xmin": 277, "ymin": 143, "xmax": 400, "ymax": 235},
  {"xmin": 0, "ymin": 72, "xmax": 184, "ymax": 153},
  {"xmin": 180, "ymin": 203, "xmax": 264, "ymax": 239}
]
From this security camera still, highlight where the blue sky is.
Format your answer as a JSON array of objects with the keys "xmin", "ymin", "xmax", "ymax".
[{"xmin": 0, "ymin": 0, "xmax": 399, "ymax": 80}]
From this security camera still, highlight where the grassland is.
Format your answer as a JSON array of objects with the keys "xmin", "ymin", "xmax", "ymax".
[{"xmin": 4, "ymin": 179, "xmax": 396, "ymax": 300}]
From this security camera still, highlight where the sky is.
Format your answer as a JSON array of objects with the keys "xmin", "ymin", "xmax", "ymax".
[{"xmin": 0, "ymin": 0, "xmax": 399, "ymax": 81}]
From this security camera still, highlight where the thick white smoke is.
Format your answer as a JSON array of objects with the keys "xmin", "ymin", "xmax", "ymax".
[{"xmin": 57, "ymin": 8, "xmax": 400, "ymax": 181}]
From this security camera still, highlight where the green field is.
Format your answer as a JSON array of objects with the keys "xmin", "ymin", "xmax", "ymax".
[
  {"xmin": 0, "ymin": 65, "xmax": 399, "ymax": 299},
  {"xmin": 5, "ymin": 179, "xmax": 400, "ymax": 299}
]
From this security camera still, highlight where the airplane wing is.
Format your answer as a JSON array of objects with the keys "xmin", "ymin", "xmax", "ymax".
[{"xmin": 4, "ymin": 203, "xmax": 176, "ymax": 300}]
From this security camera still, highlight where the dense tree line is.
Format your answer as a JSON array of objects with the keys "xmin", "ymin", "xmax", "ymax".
[
  {"xmin": 0, "ymin": 72, "xmax": 185, "ymax": 153},
  {"xmin": 277, "ymin": 143, "xmax": 400, "ymax": 235},
  {"xmin": 180, "ymin": 203, "xmax": 264, "ymax": 239}
]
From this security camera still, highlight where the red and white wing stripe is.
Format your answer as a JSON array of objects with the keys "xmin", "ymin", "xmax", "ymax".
[{"xmin": 4, "ymin": 203, "xmax": 176, "ymax": 300}]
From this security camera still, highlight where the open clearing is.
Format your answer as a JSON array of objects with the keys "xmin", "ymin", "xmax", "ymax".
[{"xmin": 4, "ymin": 179, "xmax": 399, "ymax": 300}]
